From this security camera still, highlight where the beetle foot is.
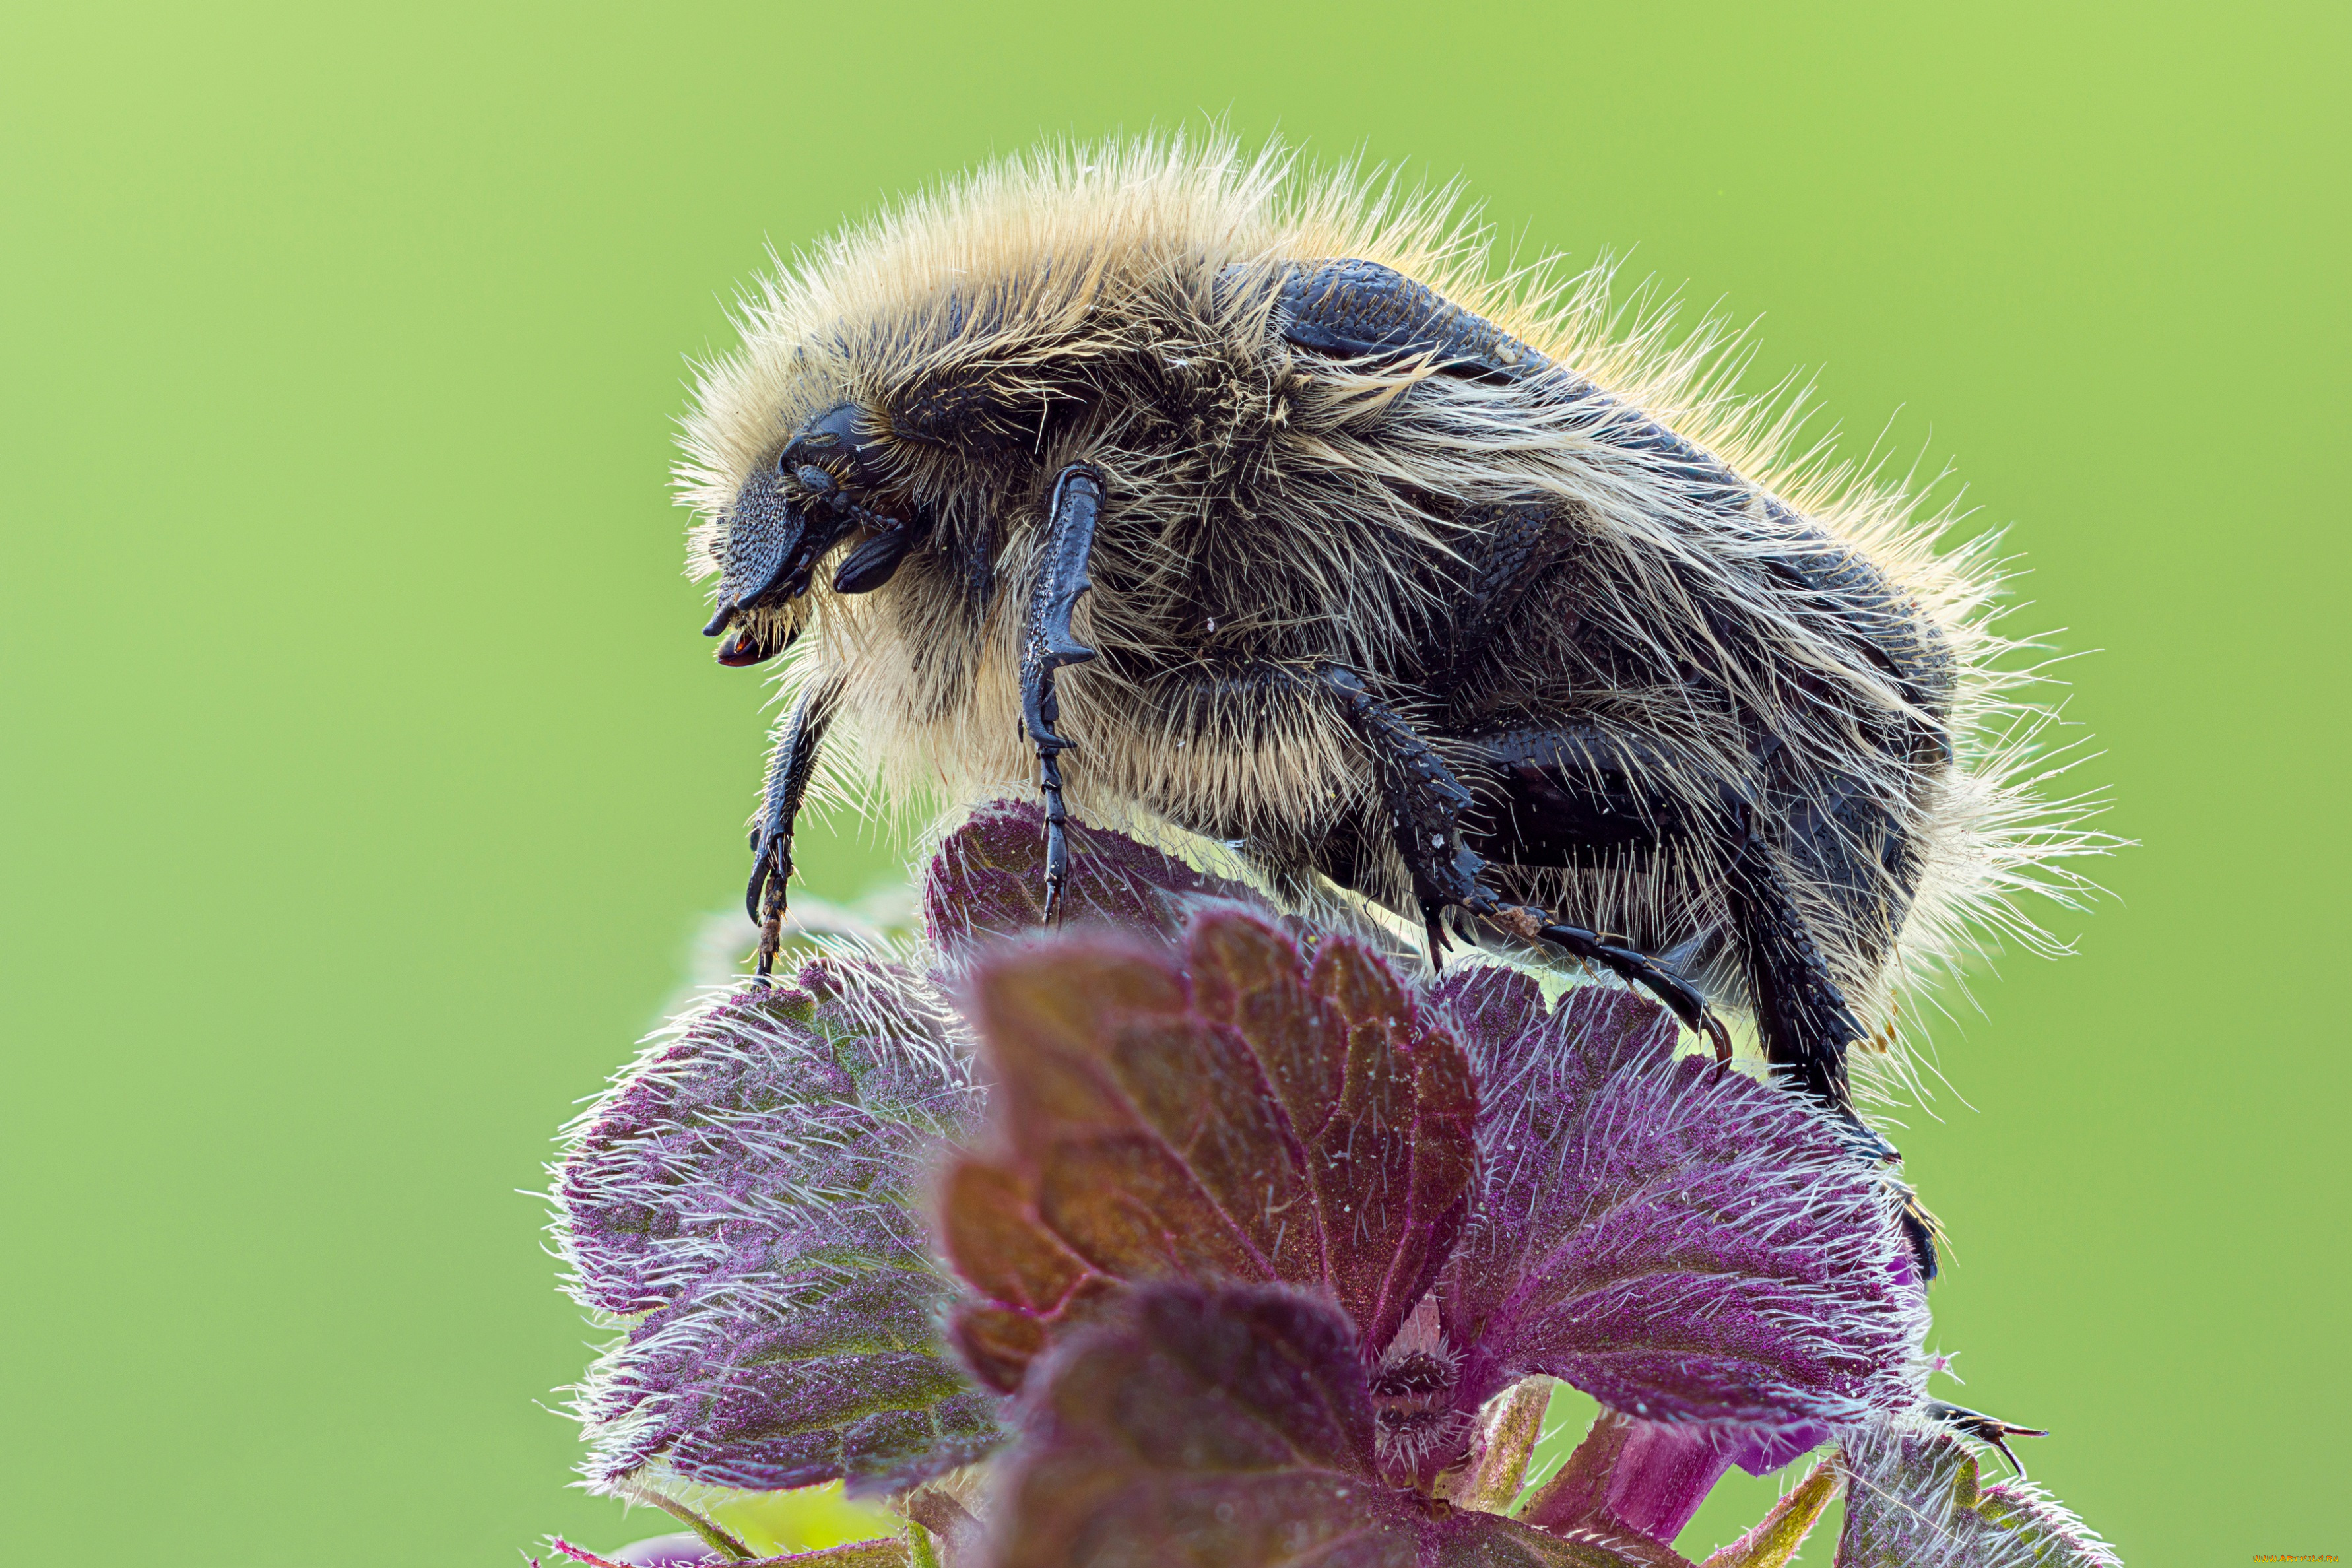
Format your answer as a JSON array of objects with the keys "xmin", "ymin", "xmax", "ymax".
[{"xmin": 1525, "ymin": 913, "xmax": 1732, "ymax": 1062}]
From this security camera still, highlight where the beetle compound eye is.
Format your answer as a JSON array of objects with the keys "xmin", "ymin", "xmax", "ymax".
[{"xmin": 783, "ymin": 401, "xmax": 893, "ymax": 490}]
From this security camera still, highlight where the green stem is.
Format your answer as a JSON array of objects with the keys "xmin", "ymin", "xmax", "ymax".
[
  {"xmin": 1697, "ymin": 1459, "xmax": 1839, "ymax": 1568},
  {"xmin": 739, "ymin": 1542, "xmax": 910, "ymax": 1567},
  {"xmin": 1454, "ymin": 1376, "xmax": 1554, "ymax": 1513},
  {"xmin": 1515, "ymin": 1408, "xmax": 1634, "ymax": 1532},
  {"xmin": 550, "ymin": 1528, "xmax": 911, "ymax": 1568},
  {"xmin": 618, "ymin": 1479, "xmax": 758, "ymax": 1562}
]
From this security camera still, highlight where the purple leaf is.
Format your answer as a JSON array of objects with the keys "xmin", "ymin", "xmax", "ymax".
[
  {"xmin": 923, "ymin": 799, "xmax": 1268, "ymax": 964},
  {"xmin": 554, "ymin": 958, "xmax": 1003, "ymax": 1496},
  {"xmin": 1837, "ymin": 1418, "xmax": 2121, "ymax": 1567},
  {"xmin": 1435, "ymin": 969, "xmax": 1926, "ymax": 1467},
  {"xmin": 936, "ymin": 912, "xmax": 1477, "ymax": 1402},
  {"xmin": 988, "ymin": 1282, "xmax": 1660, "ymax": 1568}
]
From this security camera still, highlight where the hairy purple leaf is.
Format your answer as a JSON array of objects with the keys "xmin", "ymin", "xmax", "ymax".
[
  {"xmin": 1837, "ymin": 1418, "xmax": 2121, "ymax": 1567},
  {"xmin": 1435, "ymin": 970, "xmax": 1926, "ymax": 1469},
  {"xmin": 989, "ymin": 1282, "xmax": 1658, "ymax": 1568},
  {"xmin": 923, "ymin": 799, "xmax": 1266, "ymax": 963},
  {"xmin": 554, "ymin": 958, "xmax": 1002, "ymax": 1496},
  {"xmin": 938, "ymin": 912, "xmax": 1476, "ymax": 1394}
]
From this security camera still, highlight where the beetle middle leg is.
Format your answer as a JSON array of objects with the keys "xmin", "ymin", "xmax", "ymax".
[
  {"xmin": 1315, "ymin": 669, "xmax": 1731, "ymax": 1058},
  {"xmin": 1018, "ymin": 463, "xmax": 1108, "ymax": 923}
]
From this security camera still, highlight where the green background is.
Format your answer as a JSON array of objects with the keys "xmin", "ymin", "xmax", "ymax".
[{"xmin": 3, "ymin": 3, "xmax": 2341, "ymax": 1561}]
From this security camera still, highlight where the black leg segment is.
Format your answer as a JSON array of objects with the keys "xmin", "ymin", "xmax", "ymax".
[
  {"xmin": 1319, "ymin": 668, "xmax": 1487, "ymax": 944},
  {"xmin": 1019, "ymin": 463, "xmax": 1107, "ymax": 924},
  {"xmin": 1439, "ymin": 498, "xmax": 1579, "ymax": 684},
  {"xmin": 1456, "ymin": 721, "xmax": 1893, "ymax": 1132},
  {"xmin": 1718, "ymin": 791, "xmax": 1874, "ymax": 1117},
  {"xmin": 1924, "ymin": 1401, "xmax": 2048, "ymax": 1478},
  {"xmin": 746, "ymin": 674, "xmax": 844, "ymax": 978},
  {"xmin": 1319, "ymin": 669, "xmax": 1730, "ymax": 1056}
]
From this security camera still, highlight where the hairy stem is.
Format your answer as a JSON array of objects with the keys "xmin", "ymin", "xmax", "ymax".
[
  {"xmin": 550, "ymin": 1538, "xmax": 911, "ymax": 1568},
  {"xmin": 616, "ymin": 1480, "xmax": 756, "ymax": 1562},
  {"xmin": 1450, "ymin": 1376, "xmax": 1554, "ymax": 1513},
  {"xmin": 1697, "ymin": 1460, "xmax": 1839, "ymax": 1568}
]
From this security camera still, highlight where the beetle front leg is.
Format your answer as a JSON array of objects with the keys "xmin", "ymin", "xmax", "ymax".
[
  {"xmin": 1018, "ymin": 464, "xmax": 1107, "ymax": 924},
  {"xmin": 746, "ymin": 674, "xmax": 844, "ymax": 978}
]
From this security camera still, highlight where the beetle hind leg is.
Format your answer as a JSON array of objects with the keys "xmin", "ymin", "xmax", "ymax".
[
  {"xmin": 1454, "ymin": 723, "xmax": 1906, "ymax": 1163},
  {"xmin": 1717, "ymin": 787, "xmax": 1884, "ymax": 1134}
]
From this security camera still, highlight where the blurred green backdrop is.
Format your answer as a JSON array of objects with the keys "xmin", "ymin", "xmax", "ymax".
[{"xmin": 2, "ymin": 3, "xmax": 2341, "ymax": 1562}]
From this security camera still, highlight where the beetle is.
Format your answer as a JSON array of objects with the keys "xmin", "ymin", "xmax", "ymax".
[{"xmin": 678, "ymin": 136, "xmax": 2089, "ymax": 1173}]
